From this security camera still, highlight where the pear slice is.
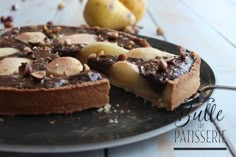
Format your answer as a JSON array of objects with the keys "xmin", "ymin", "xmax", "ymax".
[
  {"xmin": 84, "ymin": 0, "xmax": 136, "ymax": 30},
  {"xmin": 0, "ymin": 57, "xmax": 32, "ymax": 75},
  {"xmin": 126, "ymin": 47, "xmax": 175, "ymax": 60},
  {"xmin": 108, "ymin": 61, "xmax": 149, "ymax": 90},
  {"xmin": 119, "ymin": 0, "xmax": 147, "ymax": 22},
  {"xmin": 46, "ymin": 57, "xmax": 83, "ymax": 77},
  {"xmin": 58, "ymin": 34, "xmax": 97, "ymax": 45},
  {"xmin": 79, "ymin": 42, "xmax": 128, "ymax": 63},
  {"xmin": 16, "ymin": 32, "xmax": 47, "ymax": 44},
  {"xmin": 0, "ymin": 47, "xmax": 19, "ymax": 58}
]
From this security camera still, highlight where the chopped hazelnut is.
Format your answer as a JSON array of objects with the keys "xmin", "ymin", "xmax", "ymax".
[
  {"xmin": 46, "ymin": 57, "xmax": 52, "ymax": 62},
  {"xmin": 83, "ymin": 64, "xmax": 90, "ymax": 72},
  {"xmin": 12, "ymin": 28, "xmax": 19, "ymax": 34},
  {"xmin": 118, "ymin": 54, "xmax": 127, "ymax": 61},
  {"xmin": 58, "ymin": 2, "xmax": 65, "ymax": 10},
  {"xmin": 156, "ymin": 27, "xmax": 165, "ymax": 35},
  {"xmin": 80, "ymin": 24, "xmax": 88, "ymax": 28},
  {"xmin": 0, "ymin": 16, "xmax": 6, "ymax": 23},
  {"xmin": 47, "ymin": 21, "xmax": 53, "ymax": 26},
  {"xmin": 42, "ymin": 25, "xmax": 49, "ymax": 32},
  {"xmin": 128, "ymin": 40, "xmax": 135, "ymax": 45},
  {"xmin": 23, "ymin": 47, "xmax": 32, "ymax": 53},
  {"xmin": 4, "ymin": 21, "xmax": 13, "ymax": 28},
  {"xmin": 6, "ymin": 16, "xmax": 13, "ymax": 22},
  {"xmin": 11, "ymin": 4, "xmax": 19, "ymax": 11},
  {"xmin": 190, "ymin": 51, "xmax": 196, "ymax": 58},
  {"xmin": 159, "ymin": 58, "xmax": 168, "ymax": 71},
  {"xmin": 65, "ymin": 39, "xmax": 72, "ymax": 45},
  {"xmin": 31, "ymin": 71, "xmax": 46, "ymax": 80},
  {"xmin": 178, "ymin": 46, "xmax": 186, "ymax": 59},
  {"xmin": 18, "ymin": 63, "xmax": 33, "ymax": 77},
  {"xmin": 107, "ymin": 31, "xmax": 119, "ymax": 39},
  {"xmin": 123, "ymin": 25, "xmax": 140, "ymax": 34},
  {"xmin": 52, "ymin": 26, "xmax": 61, "ymax": 34}
]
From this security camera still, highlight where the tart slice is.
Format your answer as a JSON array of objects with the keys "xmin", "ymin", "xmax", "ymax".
[{"xmin": 82, "ymin": 46, "xmax": 201, "ymax": 110}]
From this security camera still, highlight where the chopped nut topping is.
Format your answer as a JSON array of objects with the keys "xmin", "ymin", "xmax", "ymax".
[
  {"xmin": 11, "ymin": 4, "xmax": 19, "ymax": 11},
  {"xmin": 31, "ymin": 71, "xmax": 46, "ymax": 80},
  {"xmin": 118, "ymin": 54, "xmax": 127, "ymax": 61},
  {"xmin": 164, "ymin": 56, "xmax": 175, "ymax": 63},
  {"xmin": 12, "ymin": 28, "xmax": 19, "ymax": 34},
  {"xmin": 52, "ymin": 26, "xmax": 61, "ymax": 34},
  {"xmin": 58, "ymin": 2, "xmax": 65, "ymax": 10},
  {"xmin": 18, "ymin": 62, "xmax": 33, "ymax": 77},
  {"xmin": 6, "ymin": 16, "xmax": 13, "ymax": 22},
  {"xmin": 156, "ymin": 27, "xmax": 165, "ymax": 35},
  {"xmin": 80, "ymin": 24, "xmax": 87, "ymax": 28},
  {"xmin": 97, "ymin": 34, "xmax": 104, "ymax": 41},
  {"xmin": 44, "ymin": 37, "xmax": 51, "ymax": 45},
  {"xmin": 158, "ymin": 58, "xmax": 168, "ymax": 71},
  {"xmin": 0, "ymin": 16, "xmax": 6, "ymax": 23},
  {"xmin": 128, "ymin": 40, "xmax": 135, "ymax": 45},
  {"xmin": 107, "ymin": 31, "xmax": 119, "ymax": 39},
  {"xmin": 42, "ymin": 25, "xmax": 49, "ymax": 32},
  {"xmin": 4, "ymin": 21, "xmax": 13, "ymax": 28},
  {"xmin": 23, "ymin": 47, "xmax": 32, "ymax": 53},
  {"xmin": 178, "ymin": 46, "xmax": 186, "ymax": 59},
  {"xmin": 46, "ymin": 57, "xmax": 52, "ymax": 62},
  {"xmin": 83, "ymin": 64, "xmax": 90, "ymax": 72},
  {"xmin": 65, "ymin": 39, "xmax": 72, "ymax": 45},
  {"xmin": 47, "ymin": 21, "xmax": 53, "ymax": 26},
  {"xmin": 190, "ymin": 51, "xmax": 196, "ymax": 58},
  {"xmin": 123, "ymin": 25, "xmax": 140, "ymax": 34}
]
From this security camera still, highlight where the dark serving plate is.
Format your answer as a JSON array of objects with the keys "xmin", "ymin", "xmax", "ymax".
[{"xmin": 0, "ymin": 36, "xmax": 215, "ymax": 153}]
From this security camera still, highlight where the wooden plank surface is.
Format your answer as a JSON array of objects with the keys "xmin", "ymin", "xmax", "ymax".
[
  {"xmin": 146, "ymin": 0, "xmax": 236, "ymax": 156},
  {"xmin": 109, "ymin": 120, "xmax": 232, "ymax": 157},
  {"xmin": 53, "ymin": 0, "xmax": 86, "ymax": 26},
  {"xmin": 0, "ymin": 0, "xmax": 60, "ymax": 29},
  {"xmin": 182, "ymin": 0, "xmax": 236, "ymax": 47}
]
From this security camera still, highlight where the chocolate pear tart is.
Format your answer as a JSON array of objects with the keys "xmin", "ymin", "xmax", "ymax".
[
  {"xmin": 0, "ymin": 25, "xmax": 200, "ymax": 115},
  {"xmin": 86, "ymin": 47, "xmax": 201, "ymax": 110}
]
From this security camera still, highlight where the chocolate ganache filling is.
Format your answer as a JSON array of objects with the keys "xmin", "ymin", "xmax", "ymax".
[
  {"xmin": 0, "ymin": 25, "xmax": 150, "ymax": 89},
  {"xmin": 88, "ymin": 51, "xmax": 196, "ymax": 86}
]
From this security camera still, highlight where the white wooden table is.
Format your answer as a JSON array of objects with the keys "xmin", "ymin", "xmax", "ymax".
[{"xmin": 0, "ymin": 0, "xmax": 235, "ymax": 156}]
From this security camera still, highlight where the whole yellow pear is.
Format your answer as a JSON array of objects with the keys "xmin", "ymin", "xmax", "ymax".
[
  {"xmin": 119, "ymin": 0, "xmax": 147, "ymax": 22},
  {"xmin": 84, "ymin": 0, "xmax": 136, "ymax": 30}
]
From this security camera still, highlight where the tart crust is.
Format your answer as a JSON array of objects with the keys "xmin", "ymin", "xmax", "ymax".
[{"xmin": 0, "ymin": 80, "xmax": 110, "ymax": 115}]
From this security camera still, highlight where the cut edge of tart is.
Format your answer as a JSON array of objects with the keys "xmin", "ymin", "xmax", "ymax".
[
  {"xmin": 86, "ymin": 47, "xmax": 201, "ymax": 111},
  {"xmin": 0, "ymin": 79, "xmax": 110, "ymax": 115}
]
